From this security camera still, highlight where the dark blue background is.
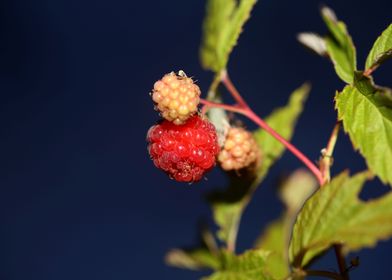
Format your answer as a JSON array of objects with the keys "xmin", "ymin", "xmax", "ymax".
[{"xmin": 1, "ymin": 0, "xmax": 391, "ymax": 279}]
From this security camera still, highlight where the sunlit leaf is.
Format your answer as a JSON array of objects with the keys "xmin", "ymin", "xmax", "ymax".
[
  {"xmin": 200, "ymin": 0, "xmax": 257, "ymax": 73},
  {"xmin": 365, "ymin": 24, "xmax": 392, "ymax": 71},
  {"xmin": 321, "ymin": 6, "xmax": 357, "ymax": 83},
  {"xmin": 335, "ymin": 73, "xmax": 392, "ymax": 185},
  {"xmin": 200, "ymin": 0, "xmax": 236, "ymax": 72},
  {"xmin": 290, "ymin": 171, "xmax": 392, "ymax": 268}
]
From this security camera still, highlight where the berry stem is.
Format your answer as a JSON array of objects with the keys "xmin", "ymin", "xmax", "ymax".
[
  {"xmin": 244, "ymin": 110, "xmax": 324, "ymax": 185},
  {"xmin": 221, "ymin": 71, "xmax": 250, "ymax": 109},
  {"xmin": 199, "ymin": 99, "xmax": 247, "ymax": 115},
  {"xmin": 199, "ymin": 98, "xmax": 324, "ymax": 185}
]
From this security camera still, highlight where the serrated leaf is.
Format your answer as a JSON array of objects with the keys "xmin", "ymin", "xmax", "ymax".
[
  {"xmin": 365, "ymin": 24, "xmax": 392, "ymax": 70},
  {"xmin": 202, "ymin": 249, "xmax": 274, "ymax": 280},
  {"xmin": 200, "ymin": 0, "xmax": 257, "ymax": 73},
  {"xmin": 353, "ymin": 71, "xmax": 392, "ymax": 106},
  {"xmin": 200, "ymin": 0, "xmax": 236, "ymax": 72},
  {"xmin": 209, "ymin": 84, "xmax": 310, "ymax": 249},
  {"xmin": 165, "ymin": 248, "xmax": 220, "ymax": 270},
  {"xmin": 335, "ymin": 75, "xmax": 392, "ymax": 185},
  {"xmin": 297, "ymin": 32, "xmax": 327, "ymax": 57},
  {"xmin": 289, "ymin": 171, "xmax": 392, "ymax": 268},
  {"xmin": 321, "ymin": 6, "xmax": 357, "ymax": 84}
]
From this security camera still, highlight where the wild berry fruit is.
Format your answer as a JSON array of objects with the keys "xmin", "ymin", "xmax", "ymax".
[
  {"xmin": 151, "ymin": 71, "xmax": 201, "ymax": 125},
  {"xmin": 218, "ymin": 127, "xmax": 261, "ymax": 171},
  {"xmin": 147, "ymin": 115, "xmax": 220, "ymax": 182}
]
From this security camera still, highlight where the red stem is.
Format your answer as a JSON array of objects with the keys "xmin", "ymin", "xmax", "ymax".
[
  {"xmin": 221, "ymin": 71, "xmax": 250, "ymax": 109},
  {"xmin": 200, "ymin": 99, "xmax": 324, "ymax": 185},
  {"xmin": 245, "ymin": 110, "xmax": 324, "ymax": 185},
  {"xmin": 200, "ymin": 99, "xmax": 247, "ymax": 115}
]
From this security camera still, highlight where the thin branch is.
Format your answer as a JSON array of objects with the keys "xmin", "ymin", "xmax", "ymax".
[
  {"xmin": 221, "ymin": 71, "xmax": 250, "ymax": 109},
  {"xmin": 199, "ymin": 98, "xmax": 324, "ymax": 185},
  {"xmin": 319, "ymin": 122, "xmax": 340, "ymax": 185},
  {"xmin": 334, "ymin": 244, "xmax": 350, "ymax": 280},
  {"xmin": 199, "ymin": 99, "xmax": 247, "ymax": 115},
  {"xmin": 363, "ymin": 65, "xmax": 379, "ymax": 77},
  {"xmin": 244, "ymin": 110, "xmax": 324, "ymax": 185}
]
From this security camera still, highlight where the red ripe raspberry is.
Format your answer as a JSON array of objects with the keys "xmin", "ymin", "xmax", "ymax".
[{"xmin": 147, "ymin": 115, "xmax": 220, "ymax": 182}]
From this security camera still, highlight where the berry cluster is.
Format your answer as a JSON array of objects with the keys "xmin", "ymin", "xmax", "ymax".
[
  {"xmin": 147, "ymin": 71, "xmax": 261, "ymax": 183},
  {"xmin": 147, "ymin": 71, "xmax": 219, "ymax": 182}
]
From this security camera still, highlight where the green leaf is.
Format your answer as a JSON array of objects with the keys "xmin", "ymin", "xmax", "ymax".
[
  {"xmin": 202, "ymin": 249, "xmax": 274, "ymax": 280},
  {"xmin": 255, "ymin": 218, "xmax": 288, "ymax": 279},
  {"xmin": 200, "ymin": 0, "xmax": 257, "ymax": 73},
  {"xmin": 321, "ymin": 6, "xmax": 357, "ymax": 83},
  {"xmin": 289, "ymin": 171, "xmax": 392, "ymax": 268},
  {"xmin": 353, "ymin": 71, "xmax": 392, "ymax": 106},
  {"xmin": 209, "ymin": 84, "xmax": 310, "ymax": 248},
  {"xmin": 365, "ymin": 24, "xmax": 392, "ymax": 71},
  {"xmin": 335, "ymin": 74, "xmax": 392, "ymax": 185},
  {"xmin": 200, "ymin": 0, "xmax": 236, "ymax": 72},
  {"xmin": 165, "ymin": 248, "xmax": 220, "ymax": 270},
  {"xmin": 254, "ymin": 170, "xmax": 317, "ymax": 279}
]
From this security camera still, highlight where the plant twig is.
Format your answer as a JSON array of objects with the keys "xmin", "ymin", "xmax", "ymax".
[
  {"xmin": 199, "ymin": 99, "xmax": 247, "ymax": 115},
  {"xmin": 319, "ymin": 122, "xmax": 340, "ymax": 185},
  {"xmin": 334, "ymin": 244, "xmax": 350, "ymax": 280},
  {"xmin": 363, "ymin": 65, "xmax": 378, "ymax": 77},
  {"xmin": 199, "ymin": 98, "xmax": 324, "ymax": 185},
  {"xmin": 221, "ymin": 71, "xmax": 250, "ymax": 109}
]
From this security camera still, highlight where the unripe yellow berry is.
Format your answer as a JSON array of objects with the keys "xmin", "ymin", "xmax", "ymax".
[
  {"xmin": 218, "ymin": 127, "xmax": 261, "ymax": 171},
  {"xmin": 151, "ymin": 71, "xmax": 201, "ymax": 125}
]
